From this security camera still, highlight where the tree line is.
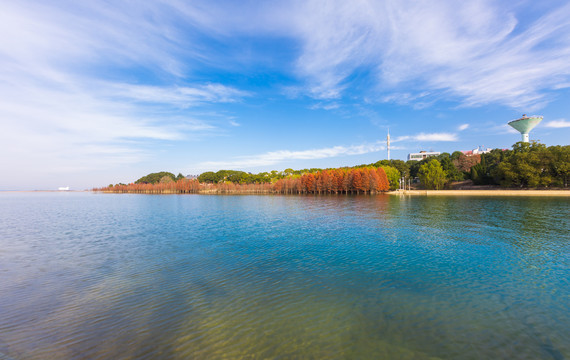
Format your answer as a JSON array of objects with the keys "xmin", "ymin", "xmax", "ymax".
[
  {"xmin": 96, "ymin": 167, "xmax": 391, "ymax": 194},
  {"xmin": 470, "ymin": 142, "xmax": 568, "ymax": 188},
  {"xmin": 197, "ymin": 168, "xmax": 339, "ymax": 185},
  {"xmin": 99, "ymin": 141, "xmax": 568, "ymax": 193},
  {"xmin": 403, "ymin": 142, "xmax": 568, "ymax": 189},
  {"xmin": 134, "ymin": 172, "xmax": 186, "ymax": 185},
  {"xmin": 273, "ymin": 167, "xmax": 390, "ymax": 194}
]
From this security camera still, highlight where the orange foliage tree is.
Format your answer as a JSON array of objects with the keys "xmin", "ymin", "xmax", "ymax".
[{"xmin": 95, "ymin": 166, "xmax": 391, "ymax": 195}]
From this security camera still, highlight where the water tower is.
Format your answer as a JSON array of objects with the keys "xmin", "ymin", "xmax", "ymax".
[{"xmin": 508, "ymin": 114, "xmax": 542, "ymax": 143}]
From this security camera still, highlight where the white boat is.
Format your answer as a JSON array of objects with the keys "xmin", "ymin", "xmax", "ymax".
[{"xmin": 58, "ymin": 186, "xmax": 70, "ymax": 191}]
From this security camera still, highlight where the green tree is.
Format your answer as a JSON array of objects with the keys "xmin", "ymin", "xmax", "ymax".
[
  {"xmin": 408, "ymin": 158, "xmax": 432, "ymax": 178},
  {"xmin": 418, "ymin": 159, "xmax": 447, "ymax": 190},
  {"xmin": 549, "ymin": 145, "xmax": 570, "ymax": 187},
  {"xmin": 450, "ymin": 151, "xmax": 463, "ymax": 161},
  {"xmin": 436, "ymin": 153, "xmax": 451, "ymax": 162},
  {"xmin": 492, "ymin": 142, "xmax": 556, "ymax": 187},
  {"xmin": 198, "ymin": 171, "xmax": 219, "ymax": 183},
  {"xmin": 470, "ymin": 165, "xmax": 479, "ymax": 183},
  {"xmin": 440, "ymin": 157, "xmax": 463, "ymax": 181},
  {"xmin": 135, "ymin": 171, "xmax": 176, "ymax": 184},
  {"xmin": 380, "ymin": 165, "xmax": 401, "ymax": 190},
  {"xmin": 160, "ymin": 175, "xmax": 174, "ymax": 184},
  {"xmin": 374, "ymin": 159, "xmax": 409, "ymax": 177}
]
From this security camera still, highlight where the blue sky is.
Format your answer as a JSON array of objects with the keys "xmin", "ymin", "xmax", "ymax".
[{"xmin": 1, "ymin": 0, "xmax": 569, "ymax": 190}]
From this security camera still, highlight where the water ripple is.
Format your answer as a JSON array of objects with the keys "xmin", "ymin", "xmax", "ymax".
[{"xmin": 0, "ymin": 193, "xmax": 568, "ymax": 359}]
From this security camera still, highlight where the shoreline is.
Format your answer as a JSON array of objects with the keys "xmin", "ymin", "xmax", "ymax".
[
  {"xmin": 2, "ymin": 189, "xmax": 568, "ymax": 197},
  {"xmin": 0, "ymin": 190, "xmax": 89, "ymax": 193},
  {"xmin": 388, "ymin": 189, "xmax": 570, "ymax": 197}
]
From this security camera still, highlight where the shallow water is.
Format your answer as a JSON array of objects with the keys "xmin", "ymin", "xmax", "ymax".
[{"xmin": 0, "ymin": 192, "xmax": 568, "ymax": 359}]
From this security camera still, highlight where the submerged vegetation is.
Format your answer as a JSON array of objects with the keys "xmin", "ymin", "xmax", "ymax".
[{"xmin": 97, "ymin": 142, "xmax": 568, "ymax": 194}]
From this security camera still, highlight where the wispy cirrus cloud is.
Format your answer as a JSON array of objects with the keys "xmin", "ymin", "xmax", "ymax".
[
  {"xmin": 394, "ymin": 132, "xmax": 458, "ymax": 142},
  {"xmin": 275, "ymin": 1, "xmax": 570, "ymax": 109},
  {"xmin": 458, "ymin": 124, "xmax": 470, "ymax": 131},
  {"xmin": 309, "ymin": 102, "xmax": 340, "ymax": 110},
  {"xmin": 196, "ymin": 142, "xmax": 387, "ymax": 170},
  {"xmin": 163, "ymin": 1, "xmax": 570, "ymax": 109},
  {"xmin": 0, "ymin": 1, "xmax": 249, "ymax": 188},
  {"xmin": 108, "ymin": 83, "xmax": 251, "ymax": 107},
  {"xmin": 0, "ymin": 1, "xmax": 198, "ymax": 77},
  {"xmin": 3, "ymin": 0, "xmax": 568, "ymax": 189},
  {"xmin": 544, "ymin": 119, "xmax": 570, "ymax": 128}
]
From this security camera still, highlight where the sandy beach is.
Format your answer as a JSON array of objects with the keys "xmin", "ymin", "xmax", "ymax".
[{"xmin": 389, "ymin": 189, "xmax": 570, "ymax": 197}]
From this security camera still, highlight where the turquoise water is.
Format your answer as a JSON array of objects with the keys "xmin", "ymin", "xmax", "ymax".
[{"xmin": 0, "ymin": 192, "xmax": 568, "ymax": 359}]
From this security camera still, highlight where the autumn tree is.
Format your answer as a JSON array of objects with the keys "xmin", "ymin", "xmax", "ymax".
[
  {"xmin": 453, "ymin": 153, "xmax": 480, "ymax": 173},
  {"xmin": 303, "ymin": 173, "xmax": 316, "ymax": 193},
  {"xmin": 351, "ymin": 170, "xmax": 363, "ymax": 194},
  {"xmin": 380, "ymin": 166, "xmax": 400, "ymax": 190},
  {"xmin": 376, "ymin": 167, "xmax": 390, "ymax": 191},
  {"xmin": 374, "ymin": 159, "xmax": 409, "ymax": 177}
]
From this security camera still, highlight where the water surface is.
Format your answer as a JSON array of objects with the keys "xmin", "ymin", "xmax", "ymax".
[{"xmin": 0, "ymin": 192, "xmax": 568, "ymax": 359}]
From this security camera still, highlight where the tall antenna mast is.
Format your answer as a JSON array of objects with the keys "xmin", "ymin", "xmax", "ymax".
[{"xmin": 387, "ymin": 128, "xmax": 391, "ymax": 161}]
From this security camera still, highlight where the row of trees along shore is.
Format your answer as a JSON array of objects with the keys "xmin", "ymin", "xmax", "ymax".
[
  {"xmin": 95, "ymin": 167, "xmax": 391, "ymax": 194},
  {"xmin": 409, "ymin": 142, "xmax": 568, "ymax": 189},
  {"xmin": 96, "ymin": 142, "xmax": 568, "ymax": 194}
]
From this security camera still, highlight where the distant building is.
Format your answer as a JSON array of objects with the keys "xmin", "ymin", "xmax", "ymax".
[
  {"xmin": 186, "ymin": 175, "xmax": 199, "ymax": 180},
  {"xmin": 407, "ymin": 151, "xmax": 441, "ymax": 161},
  {"xmin": 462, "ymin": 146, "xmax": 491, "ymax": 156}
]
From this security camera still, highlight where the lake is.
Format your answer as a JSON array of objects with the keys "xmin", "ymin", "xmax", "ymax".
[{"xmin": 0, "ymin": 192, "xmax": 568, "ymax": 359}]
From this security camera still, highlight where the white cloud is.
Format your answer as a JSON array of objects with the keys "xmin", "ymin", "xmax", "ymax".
[
  {"xmin": 0, "ymin": 1, "xmax": 196, "ymax": 77},
  {"xmin": 380, "ymin": 92, "xmax": 432, "ymax": 107},
  {"xmin": 2, "ymin": 1, "xmax": 568, "ymax": 188},
  {"xmin": 196, "ymin": 142, "xmax": 386, "ymax": 170},
  {"xmin": 309, "ymin": 102, "xmax": 340, "ymax": 110},
  {"xmin": 544, "ymin": 119, "xmax": 570, "ymax": 128},
  {"xmin": 0, "ymin": 1, "xmax": 250, "ymax": 189},
  {"xmin": 458, "ymin": 124, "xmax": 470, "ymax": 131},
  {"xmin": 9, "ymin": 1, "xmax": 566, "ymax": 111},
  {"xmin": 394, "ymin": 132, "xmax": 458, "ymax": 142},
  {"xmin": 252, "ymin": 0, "xmax": 570, "ymax": 108},
  {"xmin": 108, "ymin": 83, "xmax": 250, "ymax": 107},
  {"xmin": 157, "ymin": 1, "xmax": 570, "ymax": 109},
  {"xmin": 490, "ymin": 124, "xmax": 520, "ymax": 135}
]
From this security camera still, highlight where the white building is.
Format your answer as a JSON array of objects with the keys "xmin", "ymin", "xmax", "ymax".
[
  {"xmin": 462, "ymin": 146, "xmax": 492, "ymax": 156},
  {"xmin": 407, "ymin": 151, "xmax": 441, "ymax": 161}
]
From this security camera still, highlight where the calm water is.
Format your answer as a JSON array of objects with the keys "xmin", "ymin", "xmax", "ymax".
[{"xmin": 0, "ymin": 192, "xmax": 568, "ymax": 359}]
